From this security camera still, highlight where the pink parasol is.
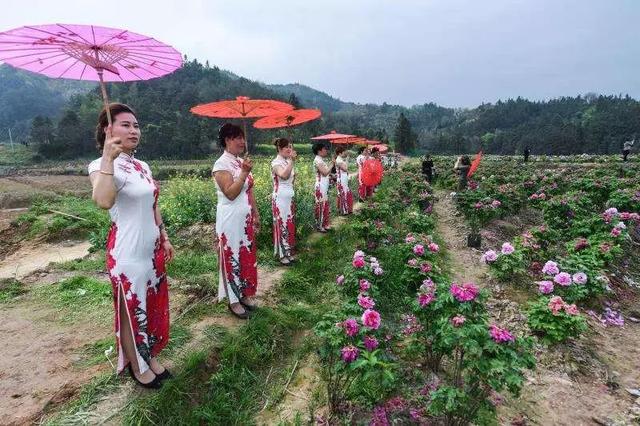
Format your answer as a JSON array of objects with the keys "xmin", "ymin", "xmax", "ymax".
[{"xmin": 0, "ymin": 23, "xmax": 182, "ymax": 125}]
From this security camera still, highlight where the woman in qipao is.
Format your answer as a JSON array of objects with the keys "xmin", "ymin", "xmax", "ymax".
[
  {"xmin": 89, "ymin": 103, "xmax": 175, "ymax": 389},
  {"xmin": 312, "ymin": 142, "xmax": 332, "ymax": 232},
  {"xmin": 271, "ymin": 137, "xmax": 297, "ymax": 265},
  {"xmin": 334, "ymin": 145, "xmax": 353, "ymax": 215}
]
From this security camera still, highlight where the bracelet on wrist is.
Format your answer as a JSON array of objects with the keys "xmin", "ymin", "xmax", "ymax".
[{"xmin": 99, "ymin": 170, "xmax": 114, "ymax": 176}]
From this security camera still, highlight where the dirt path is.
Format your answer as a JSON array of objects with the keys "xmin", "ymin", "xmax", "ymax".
[
  {"xmin": 433, "ymin": 189, "xmax": 640, "ymax": 425},
  {"xmin": 0, "ymin": 240, "xmax": 91, "ymax": 280}
]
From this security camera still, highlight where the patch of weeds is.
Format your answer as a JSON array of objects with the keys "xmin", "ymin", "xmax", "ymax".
[
  {"xmin": 75, "ymin": 336, "xmax": 113, "ymax": 367},
  {"xmin": 53, "ymin": 251, "xmax": 105, "ymax": 272},
  {"xmin": 0, "ymin": 278, "xmax": 28, "ymax": 303},
  {"xmin": 36, "ymin": 275, "xmax": 112, "ymax": 323},
  {"xmin": 167, "ymin": 250, "xmax": 218, "ymax": 279}
]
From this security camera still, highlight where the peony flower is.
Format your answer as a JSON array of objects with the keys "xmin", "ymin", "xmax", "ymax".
[
  {"xmin": 481, "ymin": 250, "xmax": 498, "ymax": 263},
  {"xmin": 352, "ymin": 257, "xmax": 366, "ymax": 268},
  {"xmin": 342, "ymin": 318, "xmax": 359, "ymax": 337},
  {"xmin": 491, "ymin": 200, "xmax": 502, "ymax": 208},
  {"xmin": 611, "ymin": 227, "xmax": 622, "ymax": 237},
  {"xmin": 359, "ymin": 279, "xmax": 371, "ymax": 292},
  {"xmin": 428, "ymin": 242, "xmax": 440, "ymax": 252},
  {"xmin": 358, "ymin": 294, "xmax": 376, "ymax": 309},
  {"xmin": 418, "ymin": 292, "xmax": 435, "ymax": 307},
  {"xmin": 553, "ymin": 272, "xmax": 572, "ymax": 287},
  {"xmin": 408, "ymin": 258, "xmax": 418, "ymax": 267},
  {"xmin": 548, "ymin": 296, "xmax": 565, "ymax": 315},
  {"xmin": 362, "ymin": 309, "xmax": 382, "ymax": 329},
  {"xmin": 420, "ymin": 262, "xmax": 432, "ymax": 273},
  {"xmin": 564, "ymin": 304, "xmax": 579, "ymax": 316},
  {"xmin": 405, "ymin": 234, "xmax": 416, "ymax": 244},
  {"xmin": 450, "ymin": 282, "xmax": 479, "ymax": 302},
  {"xmin": 542, "ymin": 260, "xmax": 560, "ymax": 275},
  {"xmin": 341, "ymin": 345, "xmax": 359, "ymax": 363},
  {"xmin": 420, "ymin": 278, "xmax": 435, "ymax": 293},
  {"xmin": 451, "ymin": 315, "xmax": 466, "ymax": 327},
  {"xmin": 501, "ymin": 242, "xmax": 515, "ymax": 255},
  {"xmin": 489, "ymin": 324, "xmax": 515, "ymax": 343},
  {"xmin": 336, "ymin": 275, "xmax": 345, "ymax": 285},
  {"xmin": 353, "ymin": 250, "xmax": 366, "ymax": 259},
  {"xmin": 605, "ymin": 207, "xmax": 619, "ymax": 216},
  {"xmin": 615, "ymin": 221, "xmax": 626, "ymax": 230},
  {"xmin": 363, "ymin": 335, "xmax": 379, "ymax": 352},
  {"xmin": 537, "ymin": 280, "xmax": 554, "ymax": 294},
  {"xmin": 374, "ymin": 267, "xmax": 384, "ymax": 276},
  {"xmin": 572, "ymin": 272, "xmax": 588, "ymax": 285},
  {"xmin": 474, "ymin": 202, "xmax": 484, "ymax": 209},
  {"xmin": 413, "ymin": 244, "xmax": 425, "ymax": 255},
  {"xmin": 574, "ymin": 238, "xmax": 589, "ymax": 251}
]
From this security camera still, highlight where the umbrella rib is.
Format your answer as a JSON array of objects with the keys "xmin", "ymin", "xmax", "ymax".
[
  {"xmin": 56, "ymin": 56, "xmax": 82, "ymax": 78},
  {"xmin": 98, "ymin": 28, "xmax": 130, "ymax": 47},
  {"xmin": 56, "ymin": 23, "xmax": 93, "ymax": 46},
  {"xmin": 78, "ymin": 62, "xmax": 88, "ymax": 79},
  {"xmin": 108, "ymin": 36, "xmax": 154, "ymax": 46},
  {"xmin": 117, "ymin": 59, "xmax": 148, "ymax": 80},
  {"xmin": 123, "ymin": 52, "xmax": 182, "ymax": 68},
  {"xmin": 0, "ymin": 50, "xmax": 64, "ymax": 61},
  {"xmin": 24, "ymin": 25, "xmax": 88, "ymax": 45},
  {"xmin": 10, "ymin": 50, "xmax": 69, "ymax": 65},
  {"xmin": 35, "ymin": 54, "xmax": 76, "ymax": 74}
]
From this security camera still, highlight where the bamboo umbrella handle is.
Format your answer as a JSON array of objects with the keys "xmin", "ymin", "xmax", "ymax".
[{"xmin": 97, "ymin": 69, "xmax": 113, "ymax": 127}]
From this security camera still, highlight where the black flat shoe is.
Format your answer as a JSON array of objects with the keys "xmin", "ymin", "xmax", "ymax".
[
  {"xmin": 239, "ymin": 299, "xmax": 258, "ymax": 311},
  {"xmin": 156, "ymin": 368, "xmax": 173, "ymax": 381},
  {"xmin": 228, "ymin": 304, "xmax": 250, "ymax": 319},
  {"xmin": 127, "ymin": 364, "xmax": 163, "ymax": 389}
]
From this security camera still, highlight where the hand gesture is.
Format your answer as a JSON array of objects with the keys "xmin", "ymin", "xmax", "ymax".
[
  {"xmin": 102, "ymin": 125, "xmax": 123, "ymax": 160},
  {"xmin": 290, "ymin": 149, "xmax": 297, "ymax": 160},
  {"xmin": 163, "ymin": 239, "xmax": 175, "ymax": 263},
  {"xmin": 241, "ymin": 155, "xmax": 253, "ymax": 174}
]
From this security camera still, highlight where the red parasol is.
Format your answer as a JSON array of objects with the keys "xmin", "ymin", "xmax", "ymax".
[
  {"xmin": 372, "ymin": 143, "xmax": 389, "ymax": 153},
  {"xmin": 253, "ymin": 109, "xmax": 321, "ymax": 129},
  {"xmin": 311, "ymin": 130, "xmax": 355, "ymax": 141},
  {"xmin": 467, "ymin": 151, "xmax": 483, "ymax": 177},
  {"xmin": 330, "ymin": 136, "xmax": 367, "ymax": 145},
  {"xmin": 358, "ymin": 139, "xmax": 381, "ymax": 146},
  {"xmin": 361, "ymin": 158, "xmax": 384, "ymax": 186},
  {"xmin": 0, "ymin": 23, "xmax": 182, "ymax": 126}
]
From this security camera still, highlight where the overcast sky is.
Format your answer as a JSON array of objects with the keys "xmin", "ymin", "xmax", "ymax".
[{"xmin": 2, "ymin": 0, "xmax": 638, "ymax": 107}]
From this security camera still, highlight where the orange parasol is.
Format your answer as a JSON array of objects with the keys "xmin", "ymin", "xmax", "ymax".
[
  {"xmin": 361, "ymin": 158, "xmax": 384, "ymax": 186},
  {"xmin": 311, "ymin": 130, "xmax": 355, "ymax": 141},
  {"xmin": 190, "ymin": 96, "xmax": 293, "ymax": 152},
  {"xmin": 357, "ymin": 139, "xmax": 381, "ymax": 146},
  {"xmin": 330, "ymin": 136, "xmax": 367, "ymax": 145},
  {"xmin": 467, "ymin": 151, "xmax": 483, "ymax": 177},
  {"xmin": 372, "ymin": 143, "xmax": 389, "ymax": 153},
  {"xmin": 253, "ymin": 109, "xmax": 321, "ymax": 129}
]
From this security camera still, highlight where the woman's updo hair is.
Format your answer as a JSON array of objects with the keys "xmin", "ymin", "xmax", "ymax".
[
  {"xmin": 95, "ymin": 103, "xmax": 137, "ymax": 151},
  {"xmin": 312, "ymin": 142, "xmax": 327, "ymax": 155},
  {"xmin": 462, "ymin": 155, "xmax": 471, "ymax": 165},
  {"xmin": 218, "ymin": 123, "xmax": 245, "ymax": 148},
  {"xmin": 335, "ymin": 145, "xmax": 347, "ymax": 155},
  {"xmin": 273, "ymin": 137, "xmax": 291, "ymax": 150}
]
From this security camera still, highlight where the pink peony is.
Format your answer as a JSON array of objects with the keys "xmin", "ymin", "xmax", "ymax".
[
  {"xmin": 474, "ymin": 202, "xmax": 484, "ymax": 209},
  {"xmin": 358, "ymin": 294, "xmax": 376, "ymax": 309},
  {"xmin": 336, "ymin": 275, "xmax": 345, "ymax": 285},
  {"xmin": 553, "ymin": 272, "xmax": 572, "ymax": 286},
  {"xmin": 572, "ymin": 272, "xmax": 588, "ymax": 285},
  {"xmin": 353, "ymin": 250, "xmax": 366, "ymax": 259},
  {"xmin": 574, "ymin": 238, "xmax": 589, "ymax": 251},
  {"xmin": 408, "ymin": 258, "xmax": 418, "ymax": 267},
  {"xmin": 489, "ymin": 324, "xmax": 515, "ymax": 343},
  {"xmin": 420, "ymin": 262, "xmax": 433, "ymax": 273},
  {"xmin": 363, "ymin": 335, "xmax": 379, "ymax": 351},
  {"xmin": 413, "ymin": 244, "xmax": 425, "ymax": 255},
  {"xmin": 564, "ymin": 304, "xmax": 579, "ymax": 316},
  {"xmin": 428, "ymin": 242, "xmax": 440, "ymax": 252},
  {"xmin": 359, "ymin": 279, "xmax": 371, "ymax": 292},
  {"xmin": 501, "ymin": 242, "xmax": 515, "ymax": 255},
  {"xmin": 548, "ymin": 296, "xmax": 565, "ymax": 315},
  {"xmin": 362, "ymin": 309, "xmax": 382, "ymax": 329},
  {"xmin": 537, "ymin": 280, "xmax": 554, "ymax": 294},
  {"xmin": 352, "ymin": 257, "xmax": 366, "ymax": 268},
  {"xmin": 374, "ymin": 267, "xmax": 384, "ymax": 276},
  {"xmin": 450, "ymin": 282, "xmax": 479, "ymax": 302},
  {"xmin": 451, "ymin": 315, "xmax": 466, "ymax": 327},
  {"xmin": 418, "ymin": 292, "xmax": 435, "ymax": 307},
  {"xmin": 542, "ymin": 260, "xmax": 560, "ymax": 275},
  {"xmin": 342, "ymin": 318, "xmax": 359, "ymax": 337},
  {"xmin": 341, "ymin": 345, "xmax": 359, "ymax": 363},
  {"xmin": 405, "ymin": 234, "xmax": 416, "ymax": 244},
  {"xmin": 491, "ymin": 200, "xmax": 502, "ymax": 208},
  {"xmin": 420, "ymin": 278, "xmax": 435, "ymax": 292},
  {"xmin": 482, "ymin": 250, "xmax": 498, "ymax": 263},
  {"xmin": 611, "ymin": 227, "xmax": 622, "ymax": 237}
]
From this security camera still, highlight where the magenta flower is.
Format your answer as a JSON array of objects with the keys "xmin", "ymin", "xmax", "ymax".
[
  {"xmin": 418, "ymin": 292, "xmax": 435, "ymax": 307},
  {"xmin": 536, "ymin": 280, "xmax": 554, "ymax": 294},
  {"xmin": 611, "ymin": 227, "xmax": 622, "ymax": 237},
  {"xmin": 420, "ymin": 278, "xmax": 435, "ymax": 293},
  {"xmin": 420, "ymin": 262, "xmax": 432, "ymax": 273},
  {"xmin": 572, "ymin": 272, "xmax": 588, "ymax": 285},
  {"xmin": 413, "ymin": 244, "xmax": 425, "ymax": 255},
  {"xmin": 358, "ymin": 294, "xmax": 376, "ymax": 309},
  {"xmin": 450, "ymin": 282, "xmax": 479, "ymax": 302},
  {"xmin": 341, "ymin": 345, "xmax": 359, "ymax": 363},
  {"xmin": 336, "ymin": 275, "xmax": 345, "ymax": 285},
  {"xmin": 548, "ymin": 296, "xmax": 565, "ymax": 315},
  {"xmin": 428, "ymin": 242, "xmax": 440, "ymax": 252},
  {"xmin": 407, "ymin": 258, "xmax": 418, "ymax": 267},
  {"xmin": 352, "ymin": 257, "xmax": 366, "ymax": 268},
  {"xmin": 489, "ymin": 324, "xmax": 515, "ymax": 343},
  {"xmin": 491, "ymin": 200, "xmax": 502, "ymax": 208},
  {"xmin": 574, "ymin": 238, "xmax": 589, "ymax": 251},
  {"xmin": 362, "ymin": 309, "xmax": 382, "ymax": 329},
  {"xmin": 553, "ymin": 272, "xmax": 572, "ymax": 287},
  {"xmin": 405, "ymin": 234, "xmax": 416, "ymax": 244},
  {"xmin": 359, "ymin": 279, "xmax": 371, "ymax": 292},
  {"xmin": 481, "ymin": 250, "xmax": 498, "ymax": 263},
  {"xmin": 342, "ymin": 318, "xmax": 359, "ymax": 337},
  {"xmin": 363, "ymin": 335, "xmax": 379, "ymax": 351},
  {"xmin": 451, "ymin": 315, "xmax": 466, "ymax": 327},
  {"xmin": 501, "ymin": 242, "xmax": 515, "ymax": 255},
  {"xmin": 542, "ymin": 260, "xmax": 560, "ymax": 275},
  {"xmin": 474, "ymin": 201, "xmax": 484, "ymax": 209}
]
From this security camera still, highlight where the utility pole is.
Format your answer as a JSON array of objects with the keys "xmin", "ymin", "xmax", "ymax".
[{"xmin": 8, "ymin": 127, "xmax": 14, "ymax": 151}]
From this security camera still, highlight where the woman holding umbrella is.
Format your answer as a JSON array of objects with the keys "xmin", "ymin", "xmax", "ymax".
[
  {"xmin": 271, "ymin": 137, "xmax": 297, "ymax": 265},
  {"xmin": 334, "ymin": 145, "xmax": 353, "ymax": 215},
  {"xmin": 454, "ymin": 155, "xmax": 472, "ymax": 190},
  {"xmin": 89, "ymin": 103, "xmax": 174, "ymax": 389},
  {"xmin": 213, "ymin": 123, "xmax": 260, "ymax": 319},
  {"xmin": 356, "ymin": 146, "xmax": 373, "ymax": 201},
  {"xmin": 313, "ymin": 142, "xmax": 332, "ymax": 232}
]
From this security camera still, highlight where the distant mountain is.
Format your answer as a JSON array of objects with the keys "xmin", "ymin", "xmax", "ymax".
[
  {"xmin": 0, "ymin": 64, "xmax": 93, "ymax": 141},
  {"xmin": 267, "ymin": 83, "xmax": 348, "ymax": 113}
]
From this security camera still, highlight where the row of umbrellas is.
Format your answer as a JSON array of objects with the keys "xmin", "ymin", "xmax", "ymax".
[{"xmin": 0, "ymin": 23, "xmax": 389, "ymax": 153}]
